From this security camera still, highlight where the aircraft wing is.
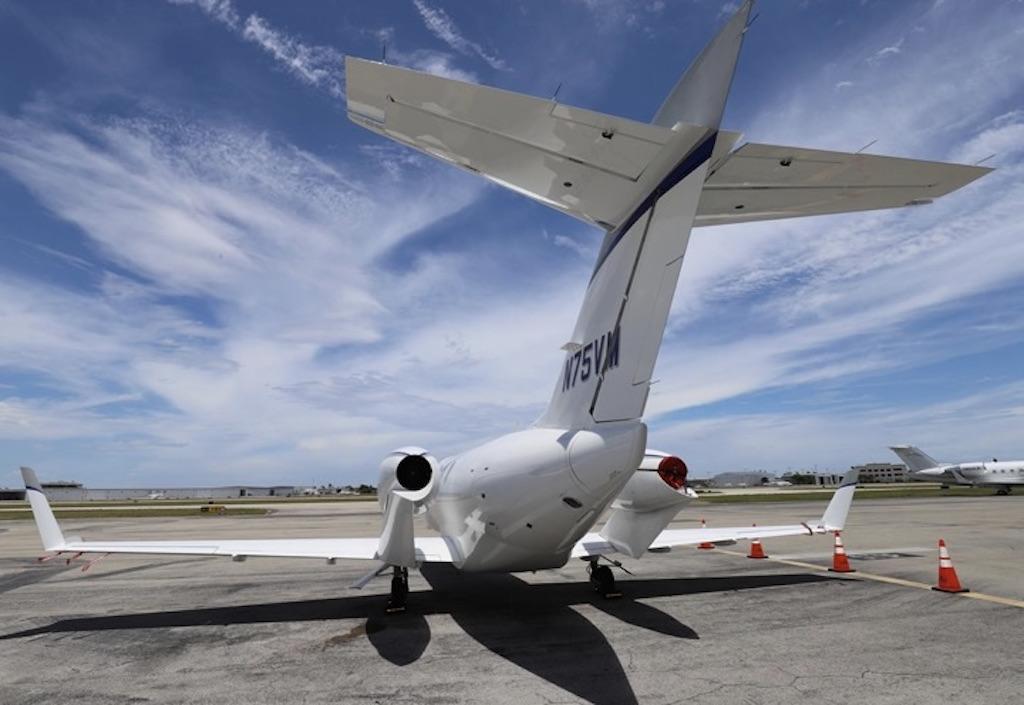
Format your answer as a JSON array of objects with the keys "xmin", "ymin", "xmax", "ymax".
[
  {"xmin": 42, "ymin": 537, "xmax": 456, "ymax": 563},
  {"xmin": 20, "ymin": 468, "xmax": 456, "ymax": 563},
  {"xmin": 572, "ymin": 469, "xmax": 860, "ymax": 558},
  {"xmin": 694, "ymin": 143, "xmax": 992, "ymax": 226}
]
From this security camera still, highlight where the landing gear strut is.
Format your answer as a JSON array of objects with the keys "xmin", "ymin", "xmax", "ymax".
[
  {"xmin": 587, "ymin": 559, "xmax": 622, "ymax": 599},
  {"xmin": 385, "ymin": 566, "xmax": 409, "ymax": 613}
]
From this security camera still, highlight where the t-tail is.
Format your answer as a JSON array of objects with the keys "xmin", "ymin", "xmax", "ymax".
[
  {"xmin": 889, "ymin": 445, "xmax": 940, "ymax": 473},
  {"xmin": 537, "ymin": 1, "xmax": 754, "ymax": 429}
]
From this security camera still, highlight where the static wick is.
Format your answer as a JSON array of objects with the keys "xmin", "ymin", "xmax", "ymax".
[
  {"xmin": 381, "ymin": 42, "xmax": 387, "ymax": 64},
  {"xmin": 974, "ymin": 153, "xmax": 996, "ymax": 166},
  {"xmin": 855, "ymin": 139, "xmax": 877, "ymax": 154},
  {"xmin": 552, "ymin": 82, "xmax": 563, "ymax": 102}
]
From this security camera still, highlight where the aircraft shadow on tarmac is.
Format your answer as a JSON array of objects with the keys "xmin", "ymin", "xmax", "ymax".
[{"xmin": 2, "ymin": 569, "xmax": 837, "ymax": 705}]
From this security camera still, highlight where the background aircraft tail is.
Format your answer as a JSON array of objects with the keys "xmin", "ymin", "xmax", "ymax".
[{"xmin": 889, "ymin": 445, "xmax": 940, "ymax": 472}]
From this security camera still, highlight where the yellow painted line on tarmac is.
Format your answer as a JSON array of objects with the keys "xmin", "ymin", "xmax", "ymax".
[{"xmin": 712, "ymin": 547, "xmax": 1024, "ymax": 609}]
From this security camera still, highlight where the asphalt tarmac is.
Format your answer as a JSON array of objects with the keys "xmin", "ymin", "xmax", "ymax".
[{"xmin": 1, "ymin": 495, "xmax": 1021, "ymax": 704}]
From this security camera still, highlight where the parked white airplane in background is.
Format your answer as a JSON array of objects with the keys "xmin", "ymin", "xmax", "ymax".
[
  {"xmin": 22, "ymin": 1, "xmax": 988, "ymax": 611},
  {"xmin": 890, "ymin": 445, "xmax": 1024, "ymax": 495}
]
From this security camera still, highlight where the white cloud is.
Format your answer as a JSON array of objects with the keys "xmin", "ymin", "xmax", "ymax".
[
  {"xmin": 0, "ymin": 110, "xmax": 488, "ymax": 483},
  {"xmin": 170, "ymin": 0, "xmax": 345, "ymax": 99},
  {"xmin": 411, "ymin": 0, "xmax": 506, "ymax": 70},
  {"xmin": 650, "ymin": 382, "xmax": 1024, "ymax": 476},
  {"xmin": 168, "ymin": 0, "xmax": 239, "ymax": 28},
  {"xmin": 951, "ymin": 111, "xmax": 1024, "ymax": 164},
  {"xmin": 242, "ymin": 15, "xmax": 346, "ymax": 98},
  {"xmin": 4, "ymin": 0, "xmax": 1024, "ymax": 483},
  {"xmin": 870, "ymin": 37, "xmax": 903, "ymax": 63},
  {"xmin": 402, "ymin": 49, "xmax": 479, "ymax": 83},
  {"xmin": 636, "ymin": 1, "xmax": 1024, "ymax": 454}
]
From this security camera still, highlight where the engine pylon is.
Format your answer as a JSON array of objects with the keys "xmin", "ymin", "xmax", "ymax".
[
  {"xmin": 932, "ymin": 539, "xmax": 968, "ymax": 593},
  {"xmin": 747, "ymin": 524, "xmax": 767, "ymax": 559},
  {"xmin": 697, "ymin": 517, "xmax": 715, "ymax": 550},
  {"xmin": 828, "ymin": 530, "xmax": 855, "ymax": 573}
]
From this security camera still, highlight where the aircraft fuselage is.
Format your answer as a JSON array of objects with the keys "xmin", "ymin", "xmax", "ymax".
[{"xmin": 423, "ymin": 421, "xmax": 647, "ymax": 572}]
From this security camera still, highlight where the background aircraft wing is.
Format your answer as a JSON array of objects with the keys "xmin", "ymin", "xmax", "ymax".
[
  {"xmin": 346, "ymin": 57, "xmax": 739, "ymax": 230},
  {"xmin": 694, "ymin": 143, "xmax": 992, "ymax": 226},
  {"xmin": 572, "ymin": 468, "xmax": 860, "ymax": 558}
]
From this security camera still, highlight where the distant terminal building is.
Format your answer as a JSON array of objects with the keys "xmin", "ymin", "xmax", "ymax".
[
  {"xmin": 13, "ymin": 482, "xmax": 303, "ymax": 502},
  {"xmin": 711, "ymin": 471, "xmax": 845, "ymax": 488},
  {"xmin": 851, "ymin": 462, "xmax": 910, "ymax": 483},
  {"xmin": 710, "ymin": 472, "xmax": 771, "ymax": 488},
  {"xmin": 778, "ymin": 472, "xmax": 845, "ymax": 487}
]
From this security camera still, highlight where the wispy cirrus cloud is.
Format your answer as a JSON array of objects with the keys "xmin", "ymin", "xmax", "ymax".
[
  {"xmin": 0, "ymin": 108, "xmax": 487, "ymax": 483},
  {"xmin": 241, "ymin": 15, "xmax": 346, "ymax": 98},
  {"xmin": 170, "ymin": 0, "xmax": 345, "ymax": 98},
  {"xmin": 411, "ymin": 0, "xmax": 506, "ymax": 70}
]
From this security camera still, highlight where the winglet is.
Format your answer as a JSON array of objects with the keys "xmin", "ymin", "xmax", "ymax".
[
  {"xmin": 817, "ymin": 469, "xmax": 859, "ymax": 532},
  {"xmin": 21, "ymin": 467, "xmax": 66, "ymax": 551}
]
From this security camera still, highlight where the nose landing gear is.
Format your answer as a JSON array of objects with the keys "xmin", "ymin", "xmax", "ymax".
[{"xmin": 385, "ymin": 566, "xmax": 410, "ymax": 613}]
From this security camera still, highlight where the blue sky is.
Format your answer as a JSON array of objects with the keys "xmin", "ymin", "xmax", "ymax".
[{"xmin": 2, "ymin": 0, "xmax": 1023, "ymax": 487}]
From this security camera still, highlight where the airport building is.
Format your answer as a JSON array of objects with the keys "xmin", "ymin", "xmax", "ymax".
[
  {"xmin": 709, "ymin": 471, "xmax": 771, "ymax": 487},
  {"xmin": 7, "ymin": 481, "xmax": 304, "ymax": 502},
  {"xmin": 851, "ymin": 462, "xmax": 910, "ymax": 483}
]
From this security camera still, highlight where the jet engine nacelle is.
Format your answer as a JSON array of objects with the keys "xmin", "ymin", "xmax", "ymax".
[
  {"xmin": 378, "ymin": 446, "xmax": 438, "ymax": 510},
  {"xmin": 611, "ymin": 452, "xmax": 698, "ymax": 513},
  {"xmin": 600, "ymin": 451, "xmax": 698, "ymax": 559}
]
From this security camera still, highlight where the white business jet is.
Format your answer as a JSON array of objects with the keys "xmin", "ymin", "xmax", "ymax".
[
  {"xmin": 890, "ymin": 445, "xmax": 1024, "ymax": 495},
  {"xmin": 22, "ymin": 1, "xmax": 988, "ymax": 610}
]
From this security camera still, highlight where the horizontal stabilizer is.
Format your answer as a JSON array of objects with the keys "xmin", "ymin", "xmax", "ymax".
[
  {"xmin": 695, "ymin": 143, "xmax": 991, "ymax": 226},
  {"xmin": 346, "ymin": 56, "xmax": 738, "ymax": 230}
]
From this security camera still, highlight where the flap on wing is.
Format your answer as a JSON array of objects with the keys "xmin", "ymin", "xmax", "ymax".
[
  {"xmin": 695, "ymin": 142, "xmax": 992, "ymax": 226},
  {"xmin": 572, "ymin": 524, "xmax": 817, "ymax": 557},
  {"xmin": 347, "ymin": 57, "xmax": 680, "ymax": 228},
  {"xmin": 58, "ymin": 536, "xmax": 457, "ymax": 562}
]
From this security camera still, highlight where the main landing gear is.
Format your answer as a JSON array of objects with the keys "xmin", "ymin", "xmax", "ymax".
[
  {"xmin": 996, "ymin": 486, "xmax": 1012, "ymax": 496},
  {"xmin": 587, "ymin": 559, "xmax": 622, "ymax": 599},
  {"xmin": 385, "ymin": 566, "xmax": 409, "ymax": 613}
]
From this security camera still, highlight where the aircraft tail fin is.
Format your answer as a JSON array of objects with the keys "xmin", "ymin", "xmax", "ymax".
[
  {"xmin": 889, "ymin": 445, "xmax": 940, "ymax": 473},
  {"xmin": 538, "ymin": 2, "xmax": 753, "ymax": 428},
  {"xmin": 21, "ymin": 467, "xmax": 66, "ymax": 552},
  {"xmin": 652, "ymin": 0, "xmax": 753, "ymax": 129}
]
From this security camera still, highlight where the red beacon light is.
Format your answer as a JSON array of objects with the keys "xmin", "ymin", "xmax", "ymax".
[{"xmin": 657, "ymin": 455, "xmax": 688, "ymax": 490}]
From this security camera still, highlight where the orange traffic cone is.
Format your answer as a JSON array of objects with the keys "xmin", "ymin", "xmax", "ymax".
[
  {"xmin": 698, "ymin": 518, "xmax": 715, "ymax": 550},
  {"xmin": 932, "ymin": 539, "xmax": 968, "ymax": 593},
  {"xmin": 828, "ymin": 531, "xmax": 855, "ymax": 573},
  {"xmin": 748, "ymin": 524, "xmax": 767, "ymax": 559}
]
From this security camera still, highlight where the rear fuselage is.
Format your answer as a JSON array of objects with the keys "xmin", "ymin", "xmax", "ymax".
[{"xmin": 423, "ymin": 421, "xmax": 647, "ymax": 572}]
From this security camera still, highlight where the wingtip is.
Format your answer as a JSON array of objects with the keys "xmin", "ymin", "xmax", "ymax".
[{"xmin": 20, "ymin": 466, "xmax": 39, "ymax": 488}]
